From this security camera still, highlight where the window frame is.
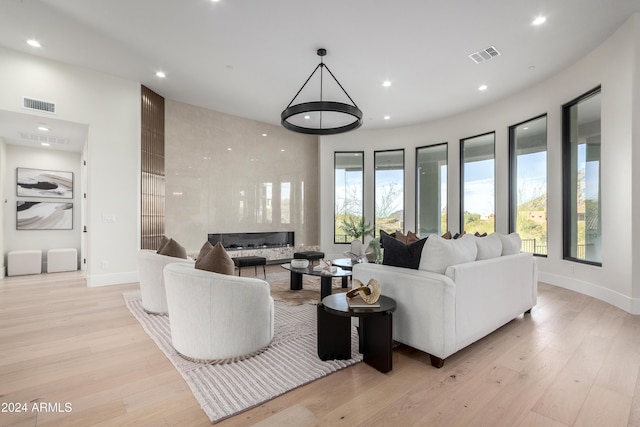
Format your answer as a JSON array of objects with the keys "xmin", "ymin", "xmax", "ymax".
[
  {"xmin": 460, "ymin": 131, "xmax": 496, "ymax": 234},
  {"xmin": 374, "ymin": 148, "xmax": 405, "ymax": 237},
  {"xmin": 562, "ymin": 86, "xmax": 602, "ymax": 266},
  {"xmin": 508, "ymin": 113, "xmax": 548, "ymax": 257},
  {"xmin": 334, "ymin": 151, "xmax": 365, "ymax": 244},
  {"xmin": 415, "ymin": 142, "xmax": 448, "ymax": 236}
]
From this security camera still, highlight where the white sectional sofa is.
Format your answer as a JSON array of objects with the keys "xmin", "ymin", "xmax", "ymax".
[{"xmin": 352, "ymin": 233, "xmax": 538, "ymax": 367}]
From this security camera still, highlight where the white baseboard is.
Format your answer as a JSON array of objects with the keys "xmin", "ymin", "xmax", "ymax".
[
  {"xmin": 86, "ymin": 270, "xmax": 138, "ymax": 287},
  {"xmin": 538, "ymin": 271, "xmax": 640, "ymax": 315}
]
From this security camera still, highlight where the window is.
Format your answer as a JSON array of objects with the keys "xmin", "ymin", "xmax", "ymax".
[
  {"xmin": 509, "ymin": 115, "xmax": 547, "ymax": 255},
  {"xmin": 563, "ymin": 87, "xmax": 601, "ymax": 265},
  {"xmin": 281, "ymin": 181, "xmax": 291, "ymax": 224},
  {"xmin": 334, "ymin": 152, "xmax": 364, "ymax": 243},
  {"xmin": 416, "ymin": 143, "xmax": 447, "ymax": 236},
  {"xmin": 461, "ymin": 132, "xmax": 495, "ymax": 234},
  {"xmin": 374, "ymin": 150, "xmax": 404, "ymax": 236},
  {"xmin": 257, "ymin": 182, "xmax": 272, "ymax": 223}
]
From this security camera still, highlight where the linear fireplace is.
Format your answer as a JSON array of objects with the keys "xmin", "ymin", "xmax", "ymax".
[{"xmin": 208, "ymin": 231, "xmax": 294, "ymax": 250}]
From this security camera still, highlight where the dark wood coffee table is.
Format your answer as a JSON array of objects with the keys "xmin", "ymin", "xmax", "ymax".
[
  {"xmin": 317, "ymin": 293, "xmax": 397, "ymax": 373},
  {"xmin": 281, "ymin": 263, "xmax": 351, "ymax": 299}
]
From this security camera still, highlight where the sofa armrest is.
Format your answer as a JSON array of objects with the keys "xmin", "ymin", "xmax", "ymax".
[
  {"xmin": 352, "ymin": 263, "xmax": 457, "ymax": 359},
  {"xmin": 445, "ymin": 252, "xmax": 537, "ymax": 351}
]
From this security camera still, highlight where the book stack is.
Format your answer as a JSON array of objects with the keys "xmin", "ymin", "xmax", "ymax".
[{"xmin": 347, "ymin": 294, "xmax": 380, "ymax": 308}]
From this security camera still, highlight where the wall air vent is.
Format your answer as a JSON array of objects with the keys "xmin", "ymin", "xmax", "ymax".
[
  {"xmin": 468, "ymin": 46, "xmax": 501, "ymax": 64},
  {"xmin": 22, "ymin": 97, "xmax": 56, "ymax": 114},
  {"xmin": 19, "ymin": 132, "xmax": 68, "ymax": 145}
]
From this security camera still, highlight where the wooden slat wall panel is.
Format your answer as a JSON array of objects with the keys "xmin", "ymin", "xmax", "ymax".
[{"xmin": 141, "ymin": 86, "xmax": 165, "ymax": 250}]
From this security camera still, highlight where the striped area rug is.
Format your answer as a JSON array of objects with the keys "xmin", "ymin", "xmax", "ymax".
[{"xmin": 123, "ymin": 291, "xmax": 362, "ymax": 423}]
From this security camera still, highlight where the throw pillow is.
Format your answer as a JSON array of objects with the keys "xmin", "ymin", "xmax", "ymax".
[
  {"xmin": 419, "ymin": 233, "xmax": 478, "ymax": 274},
  {"xmin": 195, "ymin": 242, "xmax": 235, "ymax": 275},
  {"xmin": 157, "ymin": 238, "xmax": 188, "ymax": 259},
  {"xmin": 394, "ymin": 230, "xmax": 420, "ymax": 245},
  {"xmin": 196, "ymin": 240, "xmax": 214, "ymax": 261},
  {"xmin": 499, "ymin": 232, "xmax": 522, "ymax": 255},
  {"xmin": 475, "ymin": 232, "xmax": 503, "ymax": 260},
  {"xmin": 394, "ymin": 230, "xmax": 408, "ymax": 244},
  {"xmin": 380, "ymin": 230, "xmax": 427, "ymax": 269},
  {"xmin": 156, "ymin": 235, "xmax": 170, "ymax": 253}
]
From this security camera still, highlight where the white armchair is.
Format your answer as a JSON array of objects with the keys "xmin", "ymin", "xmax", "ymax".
[
  {"xmin": 163, "ymin": 262, "xmax": 275, "ymax": 363},
  {"xmin": 137, "ymin": 250, "xmax": 194, "ymax": 315}
]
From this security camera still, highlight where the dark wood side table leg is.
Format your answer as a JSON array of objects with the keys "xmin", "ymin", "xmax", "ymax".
[
  {"xmin": 290, "ymin": 271, "xmax": 302, "ymax": 291},
  {"xmin": 360, "ymin": 313, "xmax": 393, "ymax": 373},
  {"xmin": 341, "ymin": 276, "xmax": 348, "ymax": 288},
  {"xmin": 317, "ymin": 304, "xmax": 351, "ymax": 360},
  {"xmin": 320, "ymin": 275, "xmax": 333, "ymax": 299}
]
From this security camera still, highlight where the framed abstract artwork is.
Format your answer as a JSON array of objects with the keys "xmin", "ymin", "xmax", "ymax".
[
  {"xmin": 16, "ymin": 201, "xmax": 73, "ymax": 230},
  {"xmin": 16, "ymin": 167, "xmax": 73, "ymax": 199}
]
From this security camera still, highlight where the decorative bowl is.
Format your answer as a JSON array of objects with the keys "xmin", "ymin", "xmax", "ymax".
[{"xmin": 290, "ymin": 259, "xmax": 309, "ymax": 269}]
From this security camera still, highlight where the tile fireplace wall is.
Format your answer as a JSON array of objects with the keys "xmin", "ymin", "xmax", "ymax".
[{"xmin": 164, "ymin": 100, "xmax": 320, "ymax": 253}]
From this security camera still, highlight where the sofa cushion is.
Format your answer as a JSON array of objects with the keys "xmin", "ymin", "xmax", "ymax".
[
  {"xmin": 157, "ymin": 238, "xmax": 188, "ymax": 259},
  {"xmin": 475, "ymin": 233, "xmax": 503, "ymax": 260},
  {"xmin": 195, "ymin": 242, "xmax": 234, "ymax": 275},
  {"xmin": 499, "ymin": 232, "xmax": 522, "ymax": 255},
  {"xmin": 380, "ymin": 230, "xmax": 427, "ymax": 269},
  {"xmin": 419, "ymin": 233, "xmax": 477, "ymax": 274}
]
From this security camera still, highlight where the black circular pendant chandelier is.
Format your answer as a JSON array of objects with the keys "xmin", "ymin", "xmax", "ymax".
[{"xmin": 281, "ymin": 48, "xmax": 363, "ymax": 135}]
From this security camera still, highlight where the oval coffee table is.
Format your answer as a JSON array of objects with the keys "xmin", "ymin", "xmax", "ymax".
[{"xmin": 317, "ymin": 293, "xmax": 397, "ymax": 373}]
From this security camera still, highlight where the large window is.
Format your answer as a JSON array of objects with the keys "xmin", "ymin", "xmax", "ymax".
[
  {"xmin": 416, "ymin": 143, "xmax": 447, "ymax": 236},
  {"xmin": 374, "ymin": 150, "xmax": 404, "ymax": 236},
  {"xmin": 509, "ymin": 115, "xmax": 547, "ymax": 255},
  {"xmin": 461, "ymin": 132, "xmax": 495, "ymax": 234},
  {"xmin": 334, "ymin": 152, "xmax": 364, "ymax": 243},
  {"xmin": 563, "ymin": 87, "xmax": 601, "ymax": 265}
]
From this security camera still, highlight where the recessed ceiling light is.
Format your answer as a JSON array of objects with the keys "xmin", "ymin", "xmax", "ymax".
[
  {"xmin": 37, "ymin": 126, "xmax": 49, "ymax": 131},
  {"xmin": 384, "ymin": 115, "xmax": 390, "ymax": 120},
  {"xmin": 304, "ymin": 115, "xmax": 311, "ymax": 120},
  {"xmin": 40, "ymin": 142, "xmax": 50, "ymax": 147},
  {"xmin": 532, "ymin": 16, "xmax": 546, "ymax": 26},
  {"xmin": 478, "ymin": 84, "xmax": 488, "ymax": 91},
  {"xmin": 262, "ymin": 133, "xmax": 267, "ymax": 137},
  {"xmin": 155, "ymin": 71, "xmax": 166, "ymax": 78},
  {"xmin": 280, "ymin": 149, "xmax": 285, "ymax": 152},
  {"xmin": 227, "ymin": 147, "xmax": 232, "ymax": 151},
  {"xmin": 27, "ymin": 39, "xmax": 41, "ymax": 48},
  {"xmin": 382, "ymin": 80, "xmax": 391, "ymax": 87},
  {"xmin": 211, "ymin": 0, "xmax": 220, "ymax": 2}
]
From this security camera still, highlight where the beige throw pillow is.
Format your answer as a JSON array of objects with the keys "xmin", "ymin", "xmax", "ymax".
[
  {"xmin": 157, "ymin": 238, "xmax": 188, "ymax": 259},
  {"xmin": 195, "ymin": 242, "xmax": 235, "ymax": 275},
  {"xmin": 196, "ymin": 241, "xmax": 214, "ymax": 261},
  {"xmin": 156, "ymin": 235, "xmax": 170, "ymax": 253}
]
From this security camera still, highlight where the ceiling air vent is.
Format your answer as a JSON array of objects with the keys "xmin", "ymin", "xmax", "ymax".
[
  {"xmin": 22, "ymin": 97, "xmax": 56, "ymax": 114},
  {"xmin": 468, "ymin": 46, "xmax": 501, "ymax": 64}
]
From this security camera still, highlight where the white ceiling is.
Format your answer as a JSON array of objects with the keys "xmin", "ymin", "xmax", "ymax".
[{"xmin": 1, "ymin": 0, "xmax": 639, "ymax": 152}]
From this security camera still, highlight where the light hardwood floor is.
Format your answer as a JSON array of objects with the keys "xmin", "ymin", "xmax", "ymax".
[{"xmin": 1, "ymin": 266, "xmax": 640, "ymax": 426}]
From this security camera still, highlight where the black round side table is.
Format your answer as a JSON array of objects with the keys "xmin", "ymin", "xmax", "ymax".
[{"xmin": 317, "ymin": 293, "xmax": 396, "ymax": 373}]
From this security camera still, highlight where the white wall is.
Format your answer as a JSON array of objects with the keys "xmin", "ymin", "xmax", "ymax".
[
  {"xmin": 2, "ymin": 145, "xmax": 82, "ymax": 271},
  {"xmin": 320, "ymin": 14, "xmax": 640, "ymax": 313},
  {"xmin": 0, "ymin": 46, "xmax": 141, "ymax": 286}
]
